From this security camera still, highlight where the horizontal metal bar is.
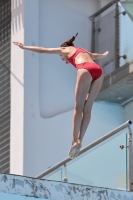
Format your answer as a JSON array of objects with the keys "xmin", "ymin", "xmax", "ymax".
[
  {"xmin": 121, "ymin": 97, "xmax": 133, "ymax": 106},
  {"xmin": 89, "ymin": 0, "xmax": 118, "ymax": 19},
  {"xmin": 36, "ymin": 158, "xmax": 71, "ymax": 179},
  {"xmin": 80, "ymin": 120, "xmax": 132, "ymax": 155},
  {"xmin": 36, "ymin": 120, "xmax": 132, "ymax": 179}
]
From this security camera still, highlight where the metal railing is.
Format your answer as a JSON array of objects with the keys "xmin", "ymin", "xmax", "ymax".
[
  {"xmin": 89, "ymin": 0, "xmax": 118, "ymax": 20},
  {"xmin": 36, "ymin": 120, "xmax": 133, "ymax": 191},
  {"xmin": 89, "ymin": 0, "xmax": 123, "ymax": 76}
]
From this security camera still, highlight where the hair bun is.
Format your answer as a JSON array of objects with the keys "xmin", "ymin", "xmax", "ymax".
[
  {"xmin": 60, "ymin": 33, "xmax": 78, "ymax": 47},
  {"xmin": 75, "ymin": 33, "xmax": 78, "ymax": 38}
]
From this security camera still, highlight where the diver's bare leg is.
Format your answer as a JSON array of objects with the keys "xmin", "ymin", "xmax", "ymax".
[
  {"xmin": 75, "ymin": 72, "xmax": 104, "ymax": 157},
  {"xmin": 69, "ymin": 69, "xmax": 92, "ymax": 159}
]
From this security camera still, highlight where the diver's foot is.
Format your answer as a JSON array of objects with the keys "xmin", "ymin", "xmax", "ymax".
[
  {"xmin": 68, "ymin": 140, "xmax": 82, "ymax": 159},
  {"xmin": 74, "ymin": 139, "xmax": 82, "ymax": 157}
]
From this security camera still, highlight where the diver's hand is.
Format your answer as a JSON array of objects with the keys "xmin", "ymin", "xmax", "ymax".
[
  {"xmin": 13, "ymin": 42, "xmax": 25, "ymax": 49},
  {"xmin": 103, "ymin": 51, "xmax": 109, "ymax": 56}
]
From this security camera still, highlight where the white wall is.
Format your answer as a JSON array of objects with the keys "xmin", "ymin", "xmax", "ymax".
[
  {"xmin": 10, "ymin": 0, "xmax": 24, "ymax": 175},
  {"xmin": 11, "ymin": 0, "xmax": 125, "ymax": 177}
]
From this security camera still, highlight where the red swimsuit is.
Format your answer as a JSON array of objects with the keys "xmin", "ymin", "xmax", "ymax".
[{"xmin": 67, "ymin": 47, "xmax": 102, "ymax": 81}]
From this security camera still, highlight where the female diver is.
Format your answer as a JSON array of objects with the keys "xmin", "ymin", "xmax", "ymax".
[{"xmin": 13, "ymin": 33, "xmax": 109, "ymax": 159}]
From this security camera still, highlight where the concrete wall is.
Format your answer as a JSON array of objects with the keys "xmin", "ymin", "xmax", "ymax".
[
  {"xmin": 11, "ymin": 0, "xmax": 125, "ymax": 178},
  {"xmin": 0, "ymin": 193, "xmax": 46, "ymax": 200},
  {"xmin": 0, "ymin": 173, "xmax": 133, "ymax": 199}
]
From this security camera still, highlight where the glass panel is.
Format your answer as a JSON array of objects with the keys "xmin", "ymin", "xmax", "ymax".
[
  {"xmin": 94, "ymin": 5, "xmax": 116, "ymax": 77},
  {"xmin": 119, "ymin": 3, "xmax": 133, "ymax": 67},
  {"xmin": 44, "ymin": 168, "xmax": 63, "ymax": 181},
  {"xmin": 93, "ymin": 3, "xmax": 133, "ymax": 75},
  {"xmin": 63, "ymin": 132, "xmax": 128, "ymax": 190},
  {"xmin": 43, "ymin": 131, "xmax": 128, "ymax": 190}
]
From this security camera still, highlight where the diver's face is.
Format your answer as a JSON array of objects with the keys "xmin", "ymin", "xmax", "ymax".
[{"xmin": 60, "ymin": 55, "xmax": 69, "ymax": 64}]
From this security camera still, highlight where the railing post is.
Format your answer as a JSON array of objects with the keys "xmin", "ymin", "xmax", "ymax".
[
  {"xmin": 114, "ymin": 0, "xmax": 120, "ymax": 69},
  {"xmin": 128, "ymin": 125, "xmax": 133, "ymax": 191},
  {"xmin": 91, "ymin": 17, "xmax": 95, "ymax": 53},
  {"xmin": 62, "ymin": 163, "xmax": 68, "ymax": 182}
]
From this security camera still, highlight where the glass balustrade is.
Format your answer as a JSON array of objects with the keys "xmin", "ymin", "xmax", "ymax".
[
  {"xmin": 119, "ymin": 3, "xmax": 133, "ymax": 67},
  {"xmin": 43, "ymin": 130, "xmax": 129, "ymax": 190}
]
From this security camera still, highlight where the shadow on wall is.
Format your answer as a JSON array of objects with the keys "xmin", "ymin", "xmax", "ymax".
[{"xmin": 11, "ymin": 0, "xmax": 24, "ymax": 34}]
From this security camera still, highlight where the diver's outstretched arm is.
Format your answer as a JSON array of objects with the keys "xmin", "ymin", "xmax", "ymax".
[
  {"xmin": 13, "ymin": 42, "xmax": 69, "ymax": 55},
  {"xmin": 91, "ymin": 51, "xmax": 109, "ymax": 60}
]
